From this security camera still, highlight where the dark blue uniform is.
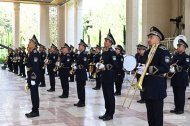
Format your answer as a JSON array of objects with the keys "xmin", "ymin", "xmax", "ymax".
[
  {"xmin": 75, "ymin": 51, "xmax": 88, "ymax": 106},
  {"xmin": 18, "ymin": 51, "xmax": 22, "ymax": 75},
  {"xmin": 69, "ymin": 51, "xmax": 75, "ymax": 82},
  {"xmin": 59, "ymin": 53, "xmax": 71, "ymax": 98},
  {"xmin": 114, "ymin": 53, "xmax": 124, "ymax": 95},
  {"xmin": 39, "ymin": 51, "xmax": 47, "ymax": 87},
  {"xmin": 135, "ymin": 54, "xmax": 145, "ymax": 102},
  {"xmin": 47, "ymin": 52, "xmax": 58, "ymax": 91},
  {"xmin": 171, "ymin": 52, "xmax": 189, "ymax": 113},
  {"xmin": 93, "ymin": 52, "xmax": 102, "ymax": 89},
  {"xmin": 13, "ymin": 52, "xmax": 19, "ymax": 74},
  {"xmin": 101, "ymin": 48, "xmax": 118, "ymax": 118},
  {"xmin": 26, "ymin": 48, "xmax": 40, "ymax": 114},
  {"xmin": 8, "ymin": 51, "xmax": 13, "ymax": 72},
  {"xmin": 19, "ymin": 51, "xmax": 26, "ymax": 77},
  {"xmin": 142, "ymin": 44, "xmax": 170, "ymax": 126}
]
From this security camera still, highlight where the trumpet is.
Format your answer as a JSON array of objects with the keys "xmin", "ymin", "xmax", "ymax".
[
  {"xmin": 23, "ymin": 57, "xmax": 26, "ymax": 64},
  {"xmin": 42, "ymin": 58, "xmax": 49, "ymax": 69},
  {"xmin": 165, "ymin": 60, "xmax": 179, "ymax": 79},
  {"xmin": 95, "ymin": 60, "xmax": 104, "ymax": 73},
  {"xmin": 123, "ymin": 44, "xmax": 159, "ymax": 108},
  {"xmin": 53, "ymin": 61, "xmax": 61, "ymax": 72},
  {"xmin": 89, "ymin": 62, "xmax": 95, "ymax": 73},
  {"xmin": 70, "ymin": 63, "xmax": 76, "ymax": 75},
  {"xmin": 24, "ymin": 83, "xmax": 30, "ymax": 92}
]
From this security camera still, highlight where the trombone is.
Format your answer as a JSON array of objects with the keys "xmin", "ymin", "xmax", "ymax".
[
  {"xmin": 122, "ymin": 71, "xmax": 137, "ymax": 108},
  {"xmin": 122, "ymin": 44, "xmax": 159, "ymax": 108}
]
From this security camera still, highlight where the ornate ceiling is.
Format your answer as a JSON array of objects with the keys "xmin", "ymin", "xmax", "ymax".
[{"xmin": 0, "ymin": 0, "xmax": 70, "ymax": 5}]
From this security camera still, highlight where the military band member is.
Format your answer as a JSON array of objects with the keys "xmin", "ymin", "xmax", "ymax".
[
  {"xmin": 20, "ymin": 46, "xmax": 26, "ymax": 77},
  {"xmin": 39, "ymin": 44, "xmax": 47, "ymax": 87},
  {"xmin": 7, "ymin": 48, "xmax": 13, "ymax": 72},
  {"xmin": 114, "ymin": 45, "xmax": 125, "ymax": 96},
  {"xmin": 97, "ymin": 33, "xmax": 118, "ymax": 121},
  {"xmin": 69, "ymin": 45, "xmax": 75, "ymax": 82},
  {"xmin": 25, "ymin": 35, "xmax": 40, "ymax": 118},
  {"xmin": 88, "ymin": 48, "xmax": 95, "ymax": 79},
  {"xmin": 135, "ymin": 44, "xmax": 141, "ymax": 61},
  {"xmin": 58, "ymin": 43, "xmax": 71, "ymax": 98},
  {"xmin": 47, "ymin": 44, "xmax": 58, "ymax": 92},
  {"xmin": 73, "ymin": 39, "xmax": 88, "ymax": 107},
  {"xmin": 170, "ymin": 37, "xmax": 189, "ymax": 114},
  {"xmin": 18, "ymin": 47, "xmax": 22, "ymax": 76},
  {"xmin": 135, "ymin": 44, "xmax": 147, "ymax": 103},
  {"xmin": 13, "ymin": 48, "xmax": 19, "ymax": 74},
  {"xmin": 137, "ymin": 26, "xmax": 170, "ymax": 126},
  {"xmin": 92, "ymin": 45, "xmax": 102, "ymax": 90}
]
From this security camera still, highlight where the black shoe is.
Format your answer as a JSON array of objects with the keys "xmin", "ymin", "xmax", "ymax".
[
  {"xmin": 21, "ymin": 76, "xmax": 26, "ymax": 78},
  {"xmin": 25, "ymin": 112, "xmax": 39, "ymax": 118},
  {"xmin": 137, "ymin": 99, "xmax": 145, "ymax": 103},
  {"xmin": 170, "ymin": 109, "xmax": 176, "ymax": 113},
  {"xmin": 188, "ymin": 97, "xmax": 190, "ymax": 99},
  {"xmin": 73, "ymin": 103, "xmax": 85, "ymax": 107},
  {"xmin": 99, "ymin": 114, "xmax": 107, "ymax": 119},
  {"xmin": 114, "ymin": 92, "xmax": 121, "ymax": 96},
  {"xmin": 59, "ymin": 95, "xmax": 68, "ymax": 98},
  {"xmin": 39, "ymin": 85, "xmax": 46, "ymax": 87},
  {"xmin": 102, "ymin": 115, "xmax": 113, "ymax": 121},
  {"xmin": 77, "ymin": 103, "xmax": 85, "ymax": 107},
  {"xmin": 74, "ymin": 103, "xmax": 79, "ymax": 106},
  {"xmin": 47, "ymin": 89, "xmax": 55, "ymax": 92},
  {"xmin": 18, "ymin": 74, "xmax": 22, "ymax": 76},
  {"xmin": 92, "ymin": 87, "xmax": 100, "ymax": 90},
  {"xmin": 175, "ymin": 110, "xmax": 184, "ymax": 114}
]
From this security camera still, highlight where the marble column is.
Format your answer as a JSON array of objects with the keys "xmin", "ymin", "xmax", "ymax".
[
  {"xmin": 40, "ymin": 5, "xmax": 50, "ymax": 48},
  {"xmin": 73, "ymin": 0, "xmax": 78, "ymax": 47},
  {"xmin": 185, "ymin": 0, "xmax": 190, "ymax": 53},
  {"xmin": 57, "ymin": 5, "xmax": 65, "ymax": 47},
  {"xmin": 65, "ymin": 3, "xmax": 69, "ymax": 46},
  {"xmin": 126, "ymin": 0, "xmax": 139, "ymax": 55},
  {"xmin": 13, "ymin": 3, "xmax": 20, "ymax": 48}
]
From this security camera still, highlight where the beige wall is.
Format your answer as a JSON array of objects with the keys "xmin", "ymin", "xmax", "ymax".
[{"xmin": 142, "ymin": 0, "xmax": 172, "ymax": 46}]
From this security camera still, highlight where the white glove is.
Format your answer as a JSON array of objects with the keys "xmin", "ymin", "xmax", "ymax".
[
  {"xmin": 169, "ymin": 66, "xmax": 175, "ymax": 73},
  {"xmin": 73, "ymin": 65, "xmax": 77, "ymax": 70},
  {"xmin": 137, "ymin": 64, "xmax": 145, "ymax": 75},
  {"xmin": 99, "ymin": 63, "xmax": 105, "ymax": 69},
  {"xmin": 96, "ymin": 63, "xmax": 105, "ymax": 69},
  {"xmin": 56, "ymin": 61, "xmax": 60, "ymax": 66},
  {"xmin": 96, "ymin": 63, "xmax": 101, "ymax": 68}
]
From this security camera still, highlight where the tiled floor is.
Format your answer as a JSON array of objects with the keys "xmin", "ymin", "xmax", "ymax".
[{"xmin": 0, "ymin": 68, "xmax": 190, "ymax": 126}]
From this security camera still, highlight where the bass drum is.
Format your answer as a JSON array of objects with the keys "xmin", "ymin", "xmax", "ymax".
[{"xmin": 123, "ymin": 55, "xmax": 137, "ymax": 71}]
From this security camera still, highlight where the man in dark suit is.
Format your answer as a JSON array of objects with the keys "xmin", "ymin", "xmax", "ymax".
[
  {"xmin": 98, "ymin": 33, "xmax": 118, "ymax": 121},
  {"xmin": 170, "ymin": 36, "xmax": 189, "ymax": 114},
  {"xmin": 138, "ymin": 26, "xmax": 170, "ymax": 126},
  {"xmin": 73, "ymin": 39, "xmax": 88, "ymax": 107},
  {"xmin": 25, "ymin": 35, "xmax": 40, "ymax": 118}
]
